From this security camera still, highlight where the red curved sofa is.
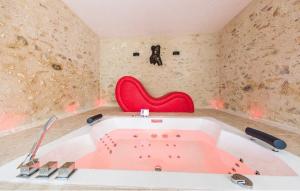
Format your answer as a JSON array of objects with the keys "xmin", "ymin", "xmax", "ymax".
[{"xmin": 115, "ymin": 76, "xmax": 194, "ymax": 112}]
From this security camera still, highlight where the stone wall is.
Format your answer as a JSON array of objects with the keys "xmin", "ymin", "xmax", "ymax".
[
  {"xmin": 219, "ymin": 0, "xmax": 300, "ymax": 128},
  {"xmin": 99, "ymin": 34, "xmax": 220, "ymax": 108},
  {"xmin": 0, "ymin": 0, "xmax": 100, "ymax": 132},
  {"xmin": 1, "ymin": 0, "xmax": 299, "ymax": 133}
]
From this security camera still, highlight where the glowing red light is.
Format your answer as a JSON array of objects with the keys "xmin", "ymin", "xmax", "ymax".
[
  {"xmin": 0, "ymin": 113, "xmax": 26, "ymax": 131},
  {"xmin": 249, "ymin": 104, "xmax": 264, "ymax": 119},
  {"xmin": 65, "ymin": 102, "xmax": 80, "ymax": 113},
  {"xmin": 95, "ymin": 98, "xmax": 106, "ymax": 107},
  {"xmin": 210, "ymin": 98, "xmax": 224, "ymax": 110}
]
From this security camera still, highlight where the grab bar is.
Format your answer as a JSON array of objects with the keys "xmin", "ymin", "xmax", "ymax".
[{"xmin": 245, "ymin": 127, "xmax": 287, "ymax": 151}]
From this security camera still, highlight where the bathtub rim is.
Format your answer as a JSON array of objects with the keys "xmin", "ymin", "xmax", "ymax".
[{"xmin": 0, "ymin": 115, "xmax": 300, "ymax": 190}]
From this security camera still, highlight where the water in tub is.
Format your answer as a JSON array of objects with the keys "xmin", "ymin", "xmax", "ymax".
[{"xmin": 41, "ymin": 129, "xmax": 256, "ymax": 175}]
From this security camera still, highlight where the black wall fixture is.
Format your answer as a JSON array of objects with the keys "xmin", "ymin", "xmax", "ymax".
[
  {"xmin": 150, "ymin": 45, "xmax": 162, "ymax": 66},
  {"xmin": 173, "ymin": 51, "xmax": 180, "ymax": 56},
  {"xmin": 133, "ymin": 52, "xmax": 140, "ymax": 57}
]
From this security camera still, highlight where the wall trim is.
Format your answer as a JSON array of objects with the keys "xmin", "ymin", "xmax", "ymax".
[
  {"xmin": 220, "ymin": 108, "xmax": 300, "ymax": 135},
  {"xmin": 0, "ymin": 106, "xmax": 99, "ymax": 138},
  {"xmin": 1, "ymin": 106, "xmax": 298, "ymax": 138}
]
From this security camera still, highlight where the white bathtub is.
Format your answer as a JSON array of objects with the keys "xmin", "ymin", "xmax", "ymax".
[{"xmin": 0, "ymin": 116, "xmax": 300, "ymax": 190}]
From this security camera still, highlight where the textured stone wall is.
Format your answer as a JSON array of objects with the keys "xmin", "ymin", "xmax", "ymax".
[
  {"xmin": 0, "ymin": 0, "xmax": 100, "ymax": 131},
  {"xmin": 99, "ymin": 34, "xmax": 220, "ymax": 108},
  {"xmin": 219, "ymin": 0, "xmax": 300, "ymax": 127},
  {"xmin": 1, "ymin": 0, "xmax": 299, "ymax": 133}
]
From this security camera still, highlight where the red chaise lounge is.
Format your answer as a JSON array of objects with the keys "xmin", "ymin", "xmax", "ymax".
[{"xmin": 115, "ymin": 76, "xmax": 194, "ymax": 112}]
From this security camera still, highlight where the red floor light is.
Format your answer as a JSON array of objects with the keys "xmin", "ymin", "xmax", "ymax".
[
  {"xmin": 0, "ymin": 113, "xmax": 26, "ymax": 131},
  {"xmin": 65, "ymin": 102, "xmax": 80, "ymax": 113},
  {"xmin": 249, "ymin": 104, "xmax": 264, "ymax": 119},
  {"xmin": 95, "ymin": 98, "xmax": 106, "ymax": 107},
  {"xmin": 210, "ymin": 98, "xmax": 224, "ymax": 110}
]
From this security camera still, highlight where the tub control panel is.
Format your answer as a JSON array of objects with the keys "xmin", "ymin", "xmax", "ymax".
[
  {"xmin": 151, "ymin": 119, "xmax": 163, "ymax": 123},
  {"xmin": 140, "ymin": 109, "xmax": 150, "ymax": 117}
]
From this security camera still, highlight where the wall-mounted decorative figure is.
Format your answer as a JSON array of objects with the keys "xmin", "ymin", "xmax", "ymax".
[{"xmin": 150, "ymin": 45, "xmax": 162, "ymax": 66}]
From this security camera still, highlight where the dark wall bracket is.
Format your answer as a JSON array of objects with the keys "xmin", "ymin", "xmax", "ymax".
[
  {"xmin": 133, "ymin": 52, "xmax": 140, "ymax": 57},
  {"xmin": 173, "ymin": 51, "xmax": 180, "ymax": 56}
]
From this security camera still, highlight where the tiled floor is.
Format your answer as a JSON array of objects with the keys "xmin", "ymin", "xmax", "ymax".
[{"xmin": 0, "ymin": 107, "xmax": 299, "ymax": 190}]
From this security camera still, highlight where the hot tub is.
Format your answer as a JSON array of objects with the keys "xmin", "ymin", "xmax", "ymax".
[{"xmin": 1, "ymin": 116, "xmax": 300, "ymax": 190}]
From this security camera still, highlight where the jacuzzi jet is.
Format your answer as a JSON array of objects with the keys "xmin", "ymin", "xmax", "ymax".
[
  {"xmin": 151, "ymin": 134, "xmax": 157, "ymax": 138},
  {"xmin": 133, "ymin": 134, "xmax": 138, "ymax": 138},
  {"xmin": 176, "ymin": 134, "xmax": 181, "ymax": 138},
  {"xmin": 177, "ymin": 155, "xmax": 181, "ymax": 159},
  {"xmin": 231, "ymin": 174, "xmax": 253, "ymax": 189},
  {"xmin": 154, "ymin": 165, "xmax": 162, "ymax": 171},
  {"xmin": 255, "ymin": 170, "xmax": 260, "ymax": 175},
  {"xmin": 162, "ymin": 134, "xmax": 168, "ymax": 138}
]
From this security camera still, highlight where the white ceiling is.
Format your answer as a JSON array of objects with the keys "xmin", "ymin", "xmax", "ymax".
[{"xmin": 62, "ymin": 0, "xmax": 252, "ymax": 37}]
